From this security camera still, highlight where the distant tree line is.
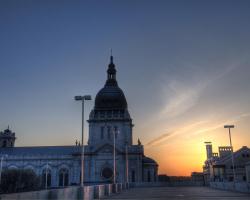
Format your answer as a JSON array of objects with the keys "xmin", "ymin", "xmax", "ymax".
[{"xmin": 0, "ymin": 169, "xmax": 41, "ymax": 194}]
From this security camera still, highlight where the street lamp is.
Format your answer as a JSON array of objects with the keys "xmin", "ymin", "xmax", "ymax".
[
  {"xmin": 113, "ymin": 128, "xmax": 119, "ymax": 184},
  {"xmin": 125, "ymin": 142, "xmax": 129, "ymax": 183},
  {"xmin": 45, "ymin": 162, "xmax": 49, "ymax": 189},
  {"xmin": 74, "ymin": 95, "xmax": 92, "ymax": 187},
  {"xmin": 224, "ymin": 125, "xmax": 236, "ymax": 182},
  {"xmin": 0, "ymin": 154, "xmax": 8, "ymax": 185}
]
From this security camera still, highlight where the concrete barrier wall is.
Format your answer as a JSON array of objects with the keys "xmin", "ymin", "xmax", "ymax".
[
  {"xmin": 130, "ymin": 181, "xmax": 204, "ymax": 188},
  {"xmin": 210, "ymin": 182, "xmax": 250, "ymax": 193},
  {"xmin": 0, "ymin": 187, "xmax": 84, "ymax": 200},
  {"xmin": 83, "ymin": 186, "xmax": 94, "ymax": 200},
  {"xmin": 117, "ymin": 183, "xmax": 122, "ymax": 192},
  {"xmin": 104, "ymin": 184, "xmax": 112, "ymax": 196},
  {"xmin": 0, "ymin": 183, "xmax": 128, "ymax": 200},
  {"xmin": 112, "ymin": 184, "xmax": 118, "ymax": 193},
  {"xmin": 94, "ymin": 185, "xmax": 105, "ymax": 199}
]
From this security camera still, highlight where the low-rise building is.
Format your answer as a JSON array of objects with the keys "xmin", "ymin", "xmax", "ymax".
[
  {"xmin": 191, "ymin": 172, "xmax": 204, "ymax": 182},
  {"xmin": 203, "ymin": 142, "xmax": 250, "ymax": 183},
  {"xmin": 246, "ymin": 161, "xmax": 250, "ymax": 183}
]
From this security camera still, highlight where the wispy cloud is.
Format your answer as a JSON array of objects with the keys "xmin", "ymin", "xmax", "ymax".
[
  {"xmin": 146, "ymin": 120, "xmax": 208, "ymax": 147},
  {"xmin": 190, "ymin": 112, "xmax": 250, "ymax": 137},
  {"xmin": 146, "ymin": 112, "xmax": 250, "ymax": 147},
  {"xmin": 159, "ymin": 62, "xmax": 244, "ymax": 119},
  {"xmin": 146, "ymin": 132, "xmax": 173, "ymax": 146},
  {"xmin": 161, "ymin": 80, "xmax": 202, "ymax": 118}
]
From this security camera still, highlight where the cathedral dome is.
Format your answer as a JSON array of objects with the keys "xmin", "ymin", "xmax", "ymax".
[
  {"xmin": 95, "ymin": 86, "xmax": 127, "ymax": 110},
  {"xmin": 94, "ymin": 56, "xmax": 127, "ymax": 110}
]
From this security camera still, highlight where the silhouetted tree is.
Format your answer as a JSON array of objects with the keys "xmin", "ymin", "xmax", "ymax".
[{"xmin": 0, "ymin": 169, "xmax": 40, "ymax": 193}]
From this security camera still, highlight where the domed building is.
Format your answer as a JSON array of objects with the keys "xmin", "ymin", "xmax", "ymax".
[
  {"xmin": 85, "ymin": 56, "xmax": 158, "ymax": 183},
  {"xmin": 0, "ymin": 56, "xmax": 158, "ymax": 187}
]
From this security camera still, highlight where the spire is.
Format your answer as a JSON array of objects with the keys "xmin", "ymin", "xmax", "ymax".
[
  {"xmin": 105, "ymin": 54, "xmax": 117, "ymax": 86},
  {"xmin": 110, "ymin": 55, "xmax": 113, "ymax": 64},
  {"xmin": 110, "ymin": 48, "xmax": 114, "ymax": 64}
]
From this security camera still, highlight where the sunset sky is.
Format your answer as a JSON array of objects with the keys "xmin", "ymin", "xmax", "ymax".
[{"xmin": 0, "ymin": 0, "xmax": 250, "ymax": 176}]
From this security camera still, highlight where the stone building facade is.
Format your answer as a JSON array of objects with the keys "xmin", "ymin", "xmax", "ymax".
[
  {"xmin": 0, "ymin": 127, "xmax": 16, "ymax": 148},
  {"xmin": 0, "ymin": 56, "xmax": 158, "ymax": 187},
  {"xmin": 203, "ymin": 142, "xmax": 250, "ymax": 184},
  {"xmin": 246, "ymin": 161, "xmax": 250, "ymax": 183}
]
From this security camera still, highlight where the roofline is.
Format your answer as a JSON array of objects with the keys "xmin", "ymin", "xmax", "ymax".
[{"xmin": 216, "ymin": 146, "xmax": 250, "ymax": 163}]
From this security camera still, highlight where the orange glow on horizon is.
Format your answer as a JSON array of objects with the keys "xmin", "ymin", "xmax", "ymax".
[{"xmin": 143, "ymin": 119, "xmax": 250, "ymax": 176}]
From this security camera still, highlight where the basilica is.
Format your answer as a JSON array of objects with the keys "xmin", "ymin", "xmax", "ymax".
[{"xmin": 0, "ymin": 56, "xmax": 158, "ymax": 187}]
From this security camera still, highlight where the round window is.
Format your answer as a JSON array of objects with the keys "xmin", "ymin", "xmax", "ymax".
[{"xmin": 101, "ymin": 167, "xmax": 113, "ymax": 179}]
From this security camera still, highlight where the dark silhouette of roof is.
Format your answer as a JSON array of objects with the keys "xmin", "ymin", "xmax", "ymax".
[
  {"xmin": 143, "ymin": 156, "xmax": 158, "ymax": 165},
  {"xmin": 0, "ymin": 146, "xmax": 81, "ymax": 156}
]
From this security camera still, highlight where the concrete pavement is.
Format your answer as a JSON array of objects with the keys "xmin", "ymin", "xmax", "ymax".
[{"xmin": 104, "ymin": 186, "xmax": 250, "ymax": 200}]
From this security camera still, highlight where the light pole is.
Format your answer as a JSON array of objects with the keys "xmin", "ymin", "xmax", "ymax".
[
  {"xmin": 224, "ymin": 125, "xmax": 236, "ymax": 182},
  {"xmin": 113, "ymin": 128, "xmax": 119, "ymax": 184},
  {"xmin": 113, "ymin": 128, "xmax": 116, "ymax": 184},
  {"xmin": 125, "ymin": 142, "xmax": 129, "ymax": 183},
  {"xmin": 0, "ymin": 154, "xmax": 8, "ymax": 185},
  {"xmin": 75, "ymin": 95, "xmax": 91, "ymax": 187},
  {"xmin": 45, "ymin": 162, "xmax": 49, "ymax": 189},
  {"xmin": 62, "ymin": 170, "xmax": 65, "ymax": 187}
]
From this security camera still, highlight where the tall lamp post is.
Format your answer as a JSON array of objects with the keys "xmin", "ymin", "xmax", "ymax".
[
  {"xmin": 75, "ymin": 95, "xmax": 91, "ymax": 187},
  {"xmin": 113, "ymin": 128, "xmax": 119, "ymax": 184},
  {"xmin": 224, "ymin": 125, "xmax": 236, "ymax": 182},
  {"xmin": 0, "ymin": 154, "xmax": 8, "ymax": 185},
  {"xmin": 125, "ymin": 142, "xmax": 129, "ymax": 183},
  {"xmin": 45, "ymin": 162, "xmax": 49, "ymax": 189}
]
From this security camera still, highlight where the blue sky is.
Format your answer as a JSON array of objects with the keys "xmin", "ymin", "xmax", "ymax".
[{"xmin": 0, "ymin": 0, "xmax": 250, "ymax": 175}]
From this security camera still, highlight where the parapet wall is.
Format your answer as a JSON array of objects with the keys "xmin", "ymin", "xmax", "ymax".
[
  {"xmin": 0, "ymin": 181, "xmax": 207, "ymax": 200},
  {"xmin": 210, "ymin": 182, "xmax": 250, "ymax": 193},
  {"xmin": 130, "ymin": 181, "xmax": 204, "ymax": 187},
  {"xmin": 0, "ymin": 183, "xmax": 130, "ymax": 200}
]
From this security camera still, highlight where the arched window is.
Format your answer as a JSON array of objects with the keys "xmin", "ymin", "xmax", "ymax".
[
  {"xmin": 147, "ymin": 170, "xmax": 151, "ymax": 182},
  {"xmin": 8, "ymin": 165, "xmax": 18, "ymax": 170},
  {"xmin": 114, "ymin": 126, "xmax": 118, "ymax": 139},
  {"xmin": 42, "ymin": 168, "xmax": 51, "ymax": 188},
  {"xmin": 101, "ymin": 127, "xmax": 104, "ymax": 139},
  {"xmin": 3, "ymin": 140, "xmax": 7, "ymax": 147},
  {"xmin": 107, "ymin": 110, "xmax": 112, "ymax": 118},
  {"xmin": 120, "ymin": 110, "xmax": 124, "ymax": 118},
  {"xmin": 132, "ymin": 170, "xmax": 135, "ymax": 182},
  {"xmin": 107, "ymin": 126, "xmax": 111, "ymax": 139},
  {"xmin": 59, "ymin": 168, "xmax": 69, "ymax": 187},
  {"xmin": 113, "ymin": 110, "xmax": 118, "ymax": 118}
]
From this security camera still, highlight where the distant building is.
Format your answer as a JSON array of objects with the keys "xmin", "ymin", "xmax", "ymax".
[
  {"xmin": 0, "ymin": 127, "xmax": 16, "ymax": 148},
  {"xmin": 246, "ymin": 161, "xmax": 250, "ymax": 183},
  {"xmin": 158, "ymin": 174, "xmax": 170, "ymax": 182},
  {"xmin": 203, "ymin": 142, "xmax": 250, "ymax": 184},
  {"xmin": 191, "ymin": 172, "xmax": 204, "ymax": 182},
  {"xmin": 0, "ymin": 56, "xmax": 158, "ymax": 187}
]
